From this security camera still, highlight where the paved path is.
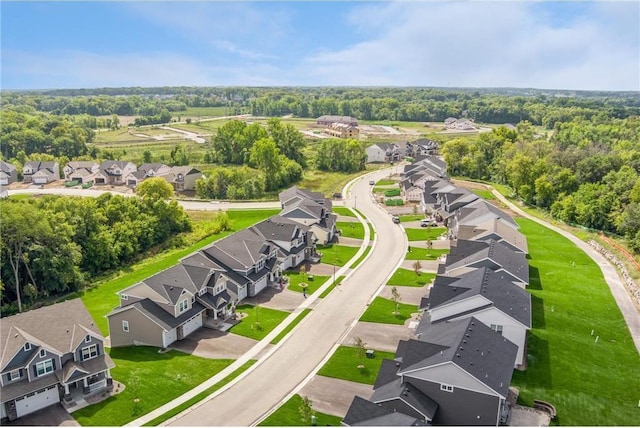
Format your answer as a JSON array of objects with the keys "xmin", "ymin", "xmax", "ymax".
[
  {"xmin": 490, "ymin": 190, "xmax": 640, "ymax": 355},
  {"xmin": 158, "ymin": 170, "xmax": 406, "ymax": 426}
]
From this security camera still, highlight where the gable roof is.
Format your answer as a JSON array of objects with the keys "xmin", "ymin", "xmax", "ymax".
[
  {"xmin": 343, "ymin": 396, "xmax": 426, "ymax": 426},
  {"xmin": 279, "ymin": 186, "xmax": 326, "ymax": 207},
  {"xmin": 0, "ymin": 161, "xmax": 17, "ymax": 174},
  {"xmin": 407, "ymin": 316, "xmax": 518, "ymax": 398},
  {"xmin": 108, "ymin": 298, "xmax": 205, "ymax": 331},
  {"xmin": 1, "ymin": 299, "xmax": 103, "ymax": 372},
  {"xmin": 371, "ymin": 378, "xmax": 439, "ymax": 421},
  {"xmin": 456, "ymin": 198, "xmax": 518, "ymax": 229},
  {"xmin": 251, "ymin": 215, "xmax": 304, "ymax": 242},
  {"xmin": 457, "ymin": 217, "xmax": 528, "ymax": 253},
  {"xmin": 202, "ymin": 228, "xmax": 272, "ymax": 271}
]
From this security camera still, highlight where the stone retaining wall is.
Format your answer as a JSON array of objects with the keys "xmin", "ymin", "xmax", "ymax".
[{"xmin": 589, "ymin": 240, "xmax": 640, "ymax": 310}]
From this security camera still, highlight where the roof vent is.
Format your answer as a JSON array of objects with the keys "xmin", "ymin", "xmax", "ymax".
[
  {"xmin": 440, "ymin": 350, "xmax": 443, "ymax": 356},
  {"xmin": 456, "ymin": 354, "xmax": 461, "ymax": 358}
]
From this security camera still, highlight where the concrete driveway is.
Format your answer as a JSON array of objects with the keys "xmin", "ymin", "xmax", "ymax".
[
  {"xmin": 379, "ymin": 284, "xmax": 430, "ymax": 307},
  {"xmin": 4, "ymin": 404, "xmax": 79, "ymax": 427},
  {"xmin": 299, "ymin": 376, "xmax": 374, "ymax": 418},
  {"xmin": 169, "ymin": 328, "xmax": 266, "ymax": 360},
  {"xmin": 242, "ymin": 286, "xmax": 305, "ymax": 312},
  {"xmin": 342, "ymin": 321, "xmax": 416, "ymax": 353}
]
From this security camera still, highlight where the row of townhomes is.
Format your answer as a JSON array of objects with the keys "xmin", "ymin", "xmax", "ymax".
[
  {"xmin": 106, "ymin": 186, "xmax": 337, "ymax": 348},
  {"xmin": 0, "ymin": 300, "xmax": 114, "ymax": 422},
  {"xmin": 0, "ymin": 160, "xmax": 201, "ymax": 192},
  {"xmin": 365, "ymin": 139, "xmax": 439, "ymax": 164},
  {"xmin": 343, "ymin": 155, "xmax": 532, "ymax": 426},
  {"xmin": 316, "ymin": 115, "xmax": 360, "ymax": 139}
]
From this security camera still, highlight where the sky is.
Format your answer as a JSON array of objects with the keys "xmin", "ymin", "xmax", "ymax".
[{"xmin": 1, "ymin": 1, "xmax": 639, "ymax": 91}]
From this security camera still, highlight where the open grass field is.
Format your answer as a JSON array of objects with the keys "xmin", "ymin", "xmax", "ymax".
[
  {"xmin": 285, "ymin": 272, "xmax": 331, "ymax": 295},
  {"xmin": 258, "ymin": 394, "xmax": 343, "ymax": 426},
  {"xmin": 270, "ymin": 309, "xmax": 312, "ymax": 345},
  {"xmin": 471, "ymin": 188, "xmax": 497, "ymax": 201},
  {"xmin": 298, "ymin": 169, "xmax": 369, "ymax": 197},
  {"xmin": 404, "ymin": 248, "xmax": 449, "ymax": 261},
  {"xmin": 337, "ymin": 221, "xmax": 365, "ymax": 239},
  {"xmin": 359, "ymin": 297, "xmax": 417, "ymax": 325},
  {"xmin": 511, "ymin": 218, "xmax": 640, "ymax": 426},
  {"xmin": 405, "ymin": 227, "xmax": 448, "ymax": 241},
  {"xmin": 94, "ymin": 128, "xmax": 149, "ymax": 143},
  {"xmin": 143, "ymin": 360, "xmax": 256, "ymax": 426},
  {"xmin": 229, "ymin": 304, "xmax": 290, "ymax": 341},
  {"xmin": 82, "ymin": 209, "xmax": 280, "ymax": 335},
  {"xmin": 316, "ymin": 244, "xmax": 360, "ymax": 267},
  {"xmin": 92, "ymin": 139, "xmax": 207, "ymax": 165},
  {"xmin": 317, "ymin": 346, "xmax": 396, "ymax": 385},
  {"xmin": 179, "ymin": 106, "xmax": 233, "ymax": 117},
  {"xmin": 387, "ymin": 268, "xmax": 436, "ymax": 287},
  {"xmin": 73, "ymin": 347, "xmax": 233, "ymax": 426}
]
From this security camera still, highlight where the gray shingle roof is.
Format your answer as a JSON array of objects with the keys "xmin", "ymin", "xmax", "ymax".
[
  {"xmin": 456, "ymin": 198, "xmax": 518, "ymax": 228},
  {"xmin": 371, "ymin": 378, "xmax": 439, "ymax": 421},
  {"xmin": 343, "ymin": 396, "xmax": 425, "ymax": 426},
  {"xmin": 111, "ymin": 299, "xmax": 205, "ymax": 331}
]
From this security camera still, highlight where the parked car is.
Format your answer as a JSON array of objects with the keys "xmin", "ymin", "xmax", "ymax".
[
  {"xmin": 392, "ymin": 215, "xmax": 401, "ymax": 224},
  {"xmin": 369, "ymin": 180, "xmax": 375, "ymax": 185},
  {"xmin": 333, "ymin": 192, "xmax": 343, "ymax": 199},
  {"xmin": 420, "ymin": 219, "xmax": 437, "ymax": 227}
]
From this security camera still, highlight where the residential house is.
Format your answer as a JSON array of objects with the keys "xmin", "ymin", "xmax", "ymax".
[
  {"xmin": 342, "ymin": 395, "xmax": 430, "ymax": 426},
  {"xmin": 444, "ymin": 118, "xmax": 475, "ymax": 131},
  {"xmin": 448, "ymin": 199, "xmax": 519, "ymax": 241},
  {"xmin": 279, "ymin": 186, "xmax": 331, "ymax": 209},
  {"xmin": 401, "ymin": 171, "xmax": 440, "ymax": 203},
  {"xmin": 22, "ymin": 161, "xmax": 60, "ymax": 184},
  {"xmin": 93, "ymin": 161, "xmax": 137, "ymax": 186},
  {"xmin": 251, "ymin": 215, "xmax": 317, "ymax": 270},
  {"xmin": 63, "ymin": 161, "xmax": 100, "ymax": 184},
  {"xmin": 433, "ymin": 186, "xmax": 479, "ymax": 225},
  {"xmin": 325, "ymin": 122, "xmax": 359, "ymax": 139},
  {"xmin": 125, "ymin": 163, "xmax": 171, "ymax": 187},
  {"xmin": 419, "ymin": 180, "xmax": 453, "ymax": 215},
  {"xmin": 0, "ymin": 161, "xmax": 17, "ymax": 185},
  {"xmin": 412, "ymin": 139, "xmax": 439, "ymax": 156},
  {"xmin": 161, "ymin": 166, "xmax": 203, "ymax": 192},
  {"xmin": 456, "ymin": 218, "xmax": 528, "ymax": 254},
  {"xmin": 280, "ymin": 197, "xmax": 337, "ymax": 245},
  {"xmin": 421, "ymin": 267, "xmax": 531, "ymax": 367},
  {"xmin": 366, "ymin": 143, "xmax": 401, "ymax": 164},
  {"xmin": 316, "ymin": 115, "xmax": 358, "ymax": 127},
  {"xmin": 1, "ymin": 299, "xmax": 115, "ymax": 422},
  {"xmin": 439, "ymin": 239, "xmax": 530, "ymax": 288}
]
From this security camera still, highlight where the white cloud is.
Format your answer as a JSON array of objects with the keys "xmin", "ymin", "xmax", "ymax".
[{"xmin": 299, "ymin": 1, "xmax": 640, "ymax": 90}]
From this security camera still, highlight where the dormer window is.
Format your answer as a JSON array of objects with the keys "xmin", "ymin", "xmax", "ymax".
[
  {"xmin": 39, "ymin": 349, "xmax": 46, "ymax": 358},
  {"xmin": 24, "ymin": 343, "xmax": 31, "ymax": 352},
  {"xmin": 178, "ymin": 299, "xmax": 188, "ymax": 314}
]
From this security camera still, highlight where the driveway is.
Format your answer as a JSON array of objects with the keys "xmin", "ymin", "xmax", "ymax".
[
  {"xmin": 379, "ymin": 284, "xmax": 430, "ymax": 307},
  {"xmin": 336, "ymin": 236, "xmax": 364, "ymax": 247},
  {"xmin": 401, "ymin": 259, "xmax": 441, "ymax": 272},
  {"xmin": 242, "ymin": 286, "xmax": 305, "ymax": 312},
  {"xmin": 298, "ymin": 376, "xmax": 373, "ymax": 418},
  {"xmin": 169, "ymin": 328, "xmax": 265, "ymax": 360},
  {"xmin": 4, "ymin": 404, "xmax": 79, "ymax": 427},
  {"xmin": 342, "ymin": 321, "xmax": 416, "ymax": 353}
]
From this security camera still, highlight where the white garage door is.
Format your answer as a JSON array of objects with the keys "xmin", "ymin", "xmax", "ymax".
[
  {"xmin": 16, "ymin": 385, "xmax": 59, "ymax": 418},
  {"xmin": 181, "ymin": 313, "xmax": 203, "ymax": 338},
  {"xmin": 33, "ymin": 176, "xmax": 48, "ymax": 185},
  {"xmin": 163, "ymin": 328, "xmax": 177, "ymax": 348}
]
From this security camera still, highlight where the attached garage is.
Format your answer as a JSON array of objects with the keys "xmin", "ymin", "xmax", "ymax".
[
  {"xmin": 162, "ymin": 328, "xmax": 178, "ymax": 348},
  {"xmin": 33, "ymin": 176, "xmax": 49, "ymax": 185},
  {"xmin": 180, "ymin": 313, "xmax": 203, "ymax": 338},
  {"xmin": 15, "ymin": 385, "xmax": 60, "ymax": 418}
]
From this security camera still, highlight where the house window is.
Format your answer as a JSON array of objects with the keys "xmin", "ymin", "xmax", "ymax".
[
  {"xmin": 39, "ymin": 349, "xmax": 46, "ymax": 358},
  {"xmin": 9, "ymin": 369, "xmax": 20, "ymax": 381},
  {"xmin": 178, "ymin": 299, "xmax": 188, "ymax": 313},
  {"xmin": 491, "ymin": 324, "xmax": 504, "ymax": 335},
  {"xmin": 199, "ymin": 288, "xmax": 206, "ymax": 296},
  {"xmin": 440, "ymin": 384, "xmax": 454, "ymax": 393},
  {"xmin": 36, "ymin": 359, "xmax": 54, "ymax": 377},
  {"xmin": 122, "ymin": 320, "xmax": 129, "ymax": 332},
  {"xmin": 24, "ymin": 343, "xmax": 31, "ymax": 352},
  {"xmin": 82, "ymin": 345, "xmax": 98, "ymax": 361}
]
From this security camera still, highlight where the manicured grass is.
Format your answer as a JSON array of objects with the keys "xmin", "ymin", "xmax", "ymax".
[
  {"xmin": 73, "ymin": 347, "xmax": 233, "ymax": 426},
  {"xmin": 319, "ymin": 275, "xmax": 345, "ymax": 299},
  {"xmin": 511, "ymin": 218, "xmax": 640, "ymax": 426},
  {"xmin": 405, "ymin": 227, "xmax": 447, "ymax": 241},
  {"xmin": 405, "ymin": 248, "xmax": 449, "ymax": 261},
  {"xmin": 317, "ymin": 346, "xmax": 396, "ymax": 385},
  {"xmin": 398, "ymin": 214, "xmax": 424, "ymax": 222},
  {"xmin": 384, "ymin": 188, "xmax": 401, "ymax": 197},
  {"xmin": 270, "ymin": 309, "xmax": 312, "ymax": 345},
  {"xmin": 333, "ymin": 207, "xmax": 356, "ymax": 217},
  {"xmin": 350, "ymin": 246, "xmax": 372, "ymax": 269},
  {"xmin": 471, "ymin": 189, "xmax": 496, "ymax": 200},
  {"xmin": 337, "ymin": 221, "xmax": 365, "ymax": 239},
  {"xmin": 372, "ymin": 186, "xmax": 392, "ymax": 193},
  {"xmin": 387, "ymin": 268, "xmax": 436, "ymax": 287},
  {"xmin": 368, "ymin": 222, "xmax": 375, "ymax": 240},
  {"xmin": 359, "ymin": 297, "xmax": 417, "ymax": 325},
  {"xmin": 384, "ymin": 198, "xmax": 404, "ymax": 206},
  {"xmin": 82, "ymin": 209, "xmax": 280, "ymax": 335},
  {"xmin": 375, "ymin": 179, "xmax": 397, "ymax": 186},
  {"xmin": 316, "ymin": 244, "xmax": 360, "ymax": 267},
  {"xmin": 298, "ymin": 169, "xmax": 369, "ymax": 198},
  {"xmin": 285, "ymin": 272, "xmax": 330, "ymax": 295},
  {"xmin": 229, "ymin": 304, "xmax": 290, "ymax": 341},
  {"xmin": 258, "ymin": 394, "xmax": 343, "ymax": 426},
  {"xmin": 143, "ymin": 360, "xmax": 256, "ymax": 426}
]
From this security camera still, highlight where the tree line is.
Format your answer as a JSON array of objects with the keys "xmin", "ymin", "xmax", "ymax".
[{"xmin": 0, "ymin": 192, "xmax": 191, "ymax": 315}]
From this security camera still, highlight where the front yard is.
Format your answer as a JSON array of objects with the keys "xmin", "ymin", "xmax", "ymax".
[
  {"xmin": 229, "ymin": 304, "xmax": 291, "ymax": 341},
  {"xmin": 315, "ymin": 244, "xmax": 360, "ymax": 267},
  {"xmin": 336, "ymin": 221, "xmax": 365, "ymax": 239},
  {"xmin": 405, "ymin": 227, "xmax": 447, "ymax": 241},
  {"xmin": 317, "ymin": 346, "xmax": 396, "ymax": 385},
  {"xmin": 359, "ymin": 297, "xmax": 416, "ymax": 325},
  {"xmin": 258, "ymin": 394, "xmax": 343, "ymax": 426},
  {"xmin": 387, "ymin": 268, "xmax": 436, "ymax": 287},
  {"xmin": 404, "ymin": 248, "xmax": 449, "ymax": 261},
  {"xmin": 285, "ymin": 271, "xmax": 330, "ymax": 295}
]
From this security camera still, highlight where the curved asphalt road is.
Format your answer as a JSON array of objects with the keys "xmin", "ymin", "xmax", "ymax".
[{"xmin": 167, "ymin": 171, "xmax": 406, "ymax": 426}]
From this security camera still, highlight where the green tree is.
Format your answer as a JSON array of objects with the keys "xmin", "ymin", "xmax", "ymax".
[
  {"xmin": 353, "ymin": 336, "xmax": 367, "ymax": 369},
  {"xmin": 391, "ymin": 286, "xmax": 402, "ymax": 315},
  {"xmin": 298, "ymin": 396, "xmax": 315, "ymax": 426},
  {"xmin": 137, "ymin": 177, "xmax": 174, "ymax": 201},
  {"xmin": 249, "ymin": 138, "xmax": 283, "ymax": 191}
]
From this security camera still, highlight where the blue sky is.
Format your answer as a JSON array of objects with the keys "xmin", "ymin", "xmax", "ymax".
[{"xmin": 1, "ymin": 1, "xmax": 638, "ymax": 91}]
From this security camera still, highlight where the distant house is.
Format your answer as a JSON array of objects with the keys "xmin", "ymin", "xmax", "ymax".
[
  {"xmin": 278, "ymin": 186, "xmax": 337, "ymax": 245},
  {"xmin": 324, "ymin": 122, "xmax": 359, "ymax": 139},
  {"xmin": 22, "ymin": 161, "xmax": 60, "ymax": 184},
  {"xmin": 94, "ymin": 161, "xmax": 137, "ymax": 186},
  {"xmin": 419, "ymin": 179, "xmax": 453, "ymax": 215},
  {"xmin": 316, "ymin": 115, "xmax": 358, "ymax": 126},
  {"xmin": 0, "ymin": 161, "xmax": 17, "ymax": 185},
  {"xmin": 421, "ymin": 267, "xmax": 531, "ymax": 367},
  {"xmin": 161, "ymin": 166, "xmax": 203, "ymax": 192},
  {"xmin": 401, "ymin": 171, "xmax": 440, "ymax": 203},
  {"xmin": 125, "ymin": 163, "xmax": 171, "ymax": 187},
  {"xmin": 366, "ymin": 143, "xmax": 401, "ymax": 163},
  {"xmin": 63, "ymin": 161, "xmax": 100, "ymax": 184},
  {"xmin": 413, "ymin": 139, "xmax": 439, "ymax": 156},
  {"xmin": 433, "ymin": 186, "xmax": 479, "ymax": 225},
  {"xmin": 1, "ymin": 299, "xmax": 115, "ymax": 422}
]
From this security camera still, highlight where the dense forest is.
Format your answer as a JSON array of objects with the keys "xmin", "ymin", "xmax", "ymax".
[{"xmin": 0, "ymin": 192, "xmax": 191, "ymax": 315}]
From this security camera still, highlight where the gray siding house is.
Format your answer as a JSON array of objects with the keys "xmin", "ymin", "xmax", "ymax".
[{"xmin": 0, "ymin": 161, "xmax": 18, "ymax": 185}]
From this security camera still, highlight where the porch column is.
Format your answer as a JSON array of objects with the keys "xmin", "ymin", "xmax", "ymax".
[
  {"xmin": 106, "ymin": 369, "xmax": 111, "ymax": 379},
  {"xmin": 64, "ymin": 383, "xmax": 70, "ymax": 394},
  {"xmin": 83, "ymin": 378, "xmax": 88, "ymax": 388}
]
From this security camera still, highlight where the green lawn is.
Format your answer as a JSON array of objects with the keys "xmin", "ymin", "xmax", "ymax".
[
  {"xmin": 398, "ymin": 214, "xmax": 424, "ymax": 222},
  {"xmin": 316, "ymin": 244, "xmax": 360, "ymax": 267},
  {"xmin": 285, "ymin": 271, "xmax": 330, "ymax": 295},
  {"xmin": 471, "ymin": 189, "xmax": 496, "ymax": 200},
  {"xmin": 359, "ymin": 297, "xmax": 417, "ymax": 325},
  {"xmin": 333, "ymin": 207, "xmax": 356, "ymax": 217},
  {"xmin": 405, "ymin": 227, "xmax": 447, "ymax": 241},
  {"xmin": 511, "ymin": 218, "xmax": 640, "ymax": 426},
  {"xmin": 82, "ymin": 209, "xmax": 279, "ymax": 335},
  {"xmin": 319, "ymin": 275, "xmax": 345, "ymax": 299},
  {"xmin": 73, "ymin": 347, "xmax": 233, "ymax": 426},
  {"xmin": 143, "ymin": 360, "xmax": 256, "ymax": 426},
  {"xmin": 372, "ymin": 186, "xmax": 392, "ymax": 193},
  {"xmin": 375, "ymin": 179, "xmax": 397, "ymax": 186},
  {"xmin": 229, "ymin": 304, "xmax": 290, "ymax": 341},
  {"xmin": 337, "ymin": 221, "xmax": 365, "ymax": 239},
  {"xmin": 350, "ymin": 246, "xmax": 372, "ymax": 269},
  {"xmin": 387, "ymin": 268, "xmax": 436, "ymax": 287},
  {"xmin": 405, "ymin": 248, "xmax": 449, "ymax": 261},
  {"xmin": 298, "ymin": 169, "xmax": 369, "ymax": 197},
  {"xmin": 317, "ymin": 346, "xmax": 396, "ymax": 385},
  {"xmin": 270, "ymin": 309, "xmax": 312, "ymax": 345},
  {"xmin": 258, "ymin": 394, "xmax": 343, "ymax": 426}
]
